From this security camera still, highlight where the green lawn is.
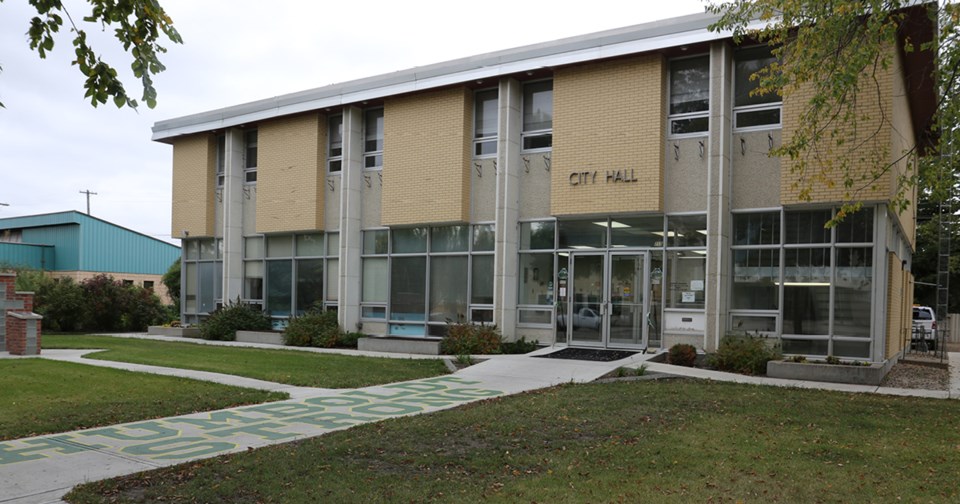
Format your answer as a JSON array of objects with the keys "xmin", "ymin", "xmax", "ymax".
[
  {"xmin": 0, "ymin": 359, "xmax": 286, "ymax": 441},
  {"xmin": 45, "ymin": 335, "xmax": 449, "ymax": 388},
  {"xmin": 65, "ymin": 379, "xmax": 960, "ymax": 503}
]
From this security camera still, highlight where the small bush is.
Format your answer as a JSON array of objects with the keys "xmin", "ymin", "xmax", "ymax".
[
  {"xmin": 667, "ymin": 343, "xmax": 698, "ymax": 367},
  {"xmin": 200, "ymin": 300, "xmax": 272, "ymax": 341},
  {"xmin": 337, "ymin": 331, "xmax": 364, "ymax": 349},
  {"xmin": 283, "ymin": 310, "xmax": 342, "ymax": 348},
  {"xmin": 501, "ymin": 336, "xmax": 538, "ymax": 354},
  {"xmin": 708, "ymin": 333, "xmax": 782, "ymax": 375},
  {"xmin": 441, "ymin": 322, "xmax": 502, "ymax": 355}
]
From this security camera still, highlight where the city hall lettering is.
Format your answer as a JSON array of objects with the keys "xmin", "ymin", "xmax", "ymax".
[{"xmin": 568, "ymin": 170, "xmax": 638, "ymax": 186}]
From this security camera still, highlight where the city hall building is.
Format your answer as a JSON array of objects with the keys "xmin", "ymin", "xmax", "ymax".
[{"xmin": 154, "ymin": 8, "xmax": 934, "ymax": 363}]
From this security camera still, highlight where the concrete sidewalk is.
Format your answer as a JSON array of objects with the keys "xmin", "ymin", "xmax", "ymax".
[
  {"xmin": 0, "ymin": 349, "xmax": 623, "ymax": 504},
  {"xmin": 3, "ymin": 343, "xmax": 959, "ymax": 503}
]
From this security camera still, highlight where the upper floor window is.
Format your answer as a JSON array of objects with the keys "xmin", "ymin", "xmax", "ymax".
[
  {"xmin": 734, "ymin": 46, "xmax": 781, "ymax": 130},
  {"xmin": 474, "ymin": 89, "xmax": 498, "ymax": 157},
  {"xmin": 215, "ymin": 134, "xmax": 225, "ymax": 187},
  {"xmin": 364, "ymin": 108, "xmax": 384, "ymax": 170},
  {"xmin": 328, "ymin": 115, "xmax": 343, "ymax": 173},
  {"xmin": 522, "ymin": 80, "xmax": 553, "ymax": 150},
  {"xmin": 244, "ymin": 130, "xmax": 258, "ymax": 183},
  {"xmin": 669, "ymin": 56, "xmax": 710, "ymax": 136}
]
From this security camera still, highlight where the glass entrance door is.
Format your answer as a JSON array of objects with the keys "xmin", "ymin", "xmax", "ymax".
[
  {"xmin": 568, "ymin": 254, "xmax": 604, "ymax": 346},
  {"xmin": 608, "ymin": 253, "xmax": 645, "ymax": 347},
  {"xmin": 562, "ymin": 252, "xmax": 651, "ymax": 349}
]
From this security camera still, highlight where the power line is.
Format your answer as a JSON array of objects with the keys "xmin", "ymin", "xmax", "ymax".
[{"xmin": 79, "ymin": 189, "xmax": 97, "ymax": 215}]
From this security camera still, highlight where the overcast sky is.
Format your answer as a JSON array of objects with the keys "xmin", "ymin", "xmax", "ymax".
[{"xmin": 0, "ymin": 0, "xmax": 706, "ymax": 245}]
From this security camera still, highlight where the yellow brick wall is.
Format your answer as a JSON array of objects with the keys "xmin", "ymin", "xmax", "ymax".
[
  {"xmin": 381, "ymin": 87, "xmax": 471, "ymax": 226},
  {"xmin": 552, "ymin": 55, "xmax": 664, "ymax": 216},
  {"xmin": 885, "ymin": 251, "xmax": 911, "ymax": 360},
  {"xmin": 780, "ymin": 50, "xmax": 894, "ymax": 205},
  {"xmin": 256, "ymin": 113, "xmax": 325, "ymax": 233},
  {"xmin": 889, "ymin": 46, "xmax": 918, "ymax": 248},
  {"xmin": 171, "ymin": 134, "xmax": 215, "ymax": 238}
]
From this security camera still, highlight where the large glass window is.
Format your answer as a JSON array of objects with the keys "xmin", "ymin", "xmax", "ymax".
[
  {"xmin": 364, "ymin": 108, "xmax": 384, "ymax": 170},
  {"xmin": 296, "ymin": 259, "xmax": 324, "ymax": 315},
  {"xmin": 328, "ymin": 115, "xmax": 343, "ymax": 173},
  {"xmin": 669, "ymin": 56, "xmax": 710, "ymax": 135},
  {"xmin": 520, "ymin": 221, "xmax": 555, "ymax": 250},
  {"xmin": 665, "ymin": 251, "xmax": 706, "ymax": 309},
  {"xmin": 833, "ymin": 247, "xmax": 872, "ymax": 338},
  {"xmin": 266, "ymin": 260, "xmax": 292, "ymax": 316},
  {"xmin": 181, "ymin": 238, "xmax": 223, "ymax": 324},
  {"xmin": 734, "ymin": 46, "xmax": 781, "ymax": 129},
  {"xmin": 731, "ymin": 249, "xmax": 779, "ymax": 310},
  {"xmin": 522, "ymin": 80, "xmax": 553, "ymax": 150},
  {"xmin": 430, "ymin": 256, "xmax": 468, "ymax": 322},
  {"xmin": 391, "ymin": 256, "xmax": 426, "ymax": 322},
  {"xmin": 558, "ymin": 220, "xmax": 606, "ymax": 249},
  {"xmin": 244, "ymin": 129, "xmax": 258, "ymax": 183},
  {"xmin": 519, "ymin": 253, "xmax": 554, "ymax": 305},
  {"xmin": 474, "ymin": 89, "xmax": 498, "ymax": 157},
  {"xmin": 242, "ymin": 233, "xmax": 335, "ymax": 318},
  {"xmin": 782, "ymin": 247, "xmax": 831, "ymax": 336},
  {"xmin": 667, "ymin": 214, "xmax": 708, "ymax": 248},
  {"xmin": 471, "ymin": 255, "xmax": 494, "ymax": 304},
  {"xmin": 610, "ymin": 217, "xmax": 665, "ymax": 248}
]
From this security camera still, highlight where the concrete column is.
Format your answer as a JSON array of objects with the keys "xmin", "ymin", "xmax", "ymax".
[
  {"xmin": 339, "ymin": 107, "xmax": 364, "ymax": 331},
  {"xmin": 705, "ymin": 41, "xmax": 734, "ymax": 351},
  {"xmin": 222, "ymin": 128, "xmax": 245, "ymax": 302},
  {"xmin": 494, "ymin": 78, "xmax": 522, "ymax": 338}
]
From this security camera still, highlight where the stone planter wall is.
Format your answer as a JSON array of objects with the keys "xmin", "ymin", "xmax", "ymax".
[
  {"xmin": 235, "ymin": 330, "xmax": 285, "ymax": 346},
  {"xmin": 358, "ymin": 337, "xmax": 440, "ymax": 355},
  {"xmin": 767, "ymin": 359, "xmax": 894, "ymax": 386},
  {"xmin": 148, "ymin": 326, "xmax": 200, "ymax": 338}
]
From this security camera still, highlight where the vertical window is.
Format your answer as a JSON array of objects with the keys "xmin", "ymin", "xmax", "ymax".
[
  {"xmin": 522, "ymin": 80, "xmax": 553, "ymax": 150},
  {"xmin": 364, "ymin": 108, "xmax": 384, "ymax": 170},
  {"xmin": 361, "ymin": 229, "xmax": 388, "ymax": 320},
  {"xmin": 474, "ymin": 89, "xmax": 498, "ymax": 157},
  {"xmin": 328, "ymin": 115, "xmax": 343, "ymax": 173},
  {"xmin": 518, "ymin": 220, "xmax": 556, "ymax": 327},
  {"xmin": 215, "ymin": 134, "xmax": 225, "ymax": 187},
  {"xmin": 734, "ymin": 46, "xmax": 781, "ymax": 129},
  {"xmin": 244, "ymin": 130, "xmax": 258, "ymax": 183},
  {"xmin": 669, "ymin": 56, "xmax": 710, "ymax": 135}
]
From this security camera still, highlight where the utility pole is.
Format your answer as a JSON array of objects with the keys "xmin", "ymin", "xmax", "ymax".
[{"xmin": 79, "ymin": 190, "xmax": 97, "ymax": 215}]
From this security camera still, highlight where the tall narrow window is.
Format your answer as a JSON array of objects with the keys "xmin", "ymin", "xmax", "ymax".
[
  {"xmin": 328, "ymin": 115, "xmax": 343, "ymax": 173},
  {"xmin": 474, "ymin": 89, "xmax": 498, "ymax": 157},
  {"xmin": 669, "ymin": 56, "xmax": 710, "ymax": 135},
  {"xmin": 215, "ymin": 134, "xmax": 225, "ymax": 187},
  {"xmin": 364, "ymin": 108, "xmax": 383, "ymax": 170},
  {"xmin": 244, "ymin": 129, "xmax": 258, "ymax": 183},
  {"xmin": 734, "ymin": 46, "xmax": 781, "ymax": 129},
  {"xmin": 522, "ymin": 80, "xmax": 553, "ymax": 150}
]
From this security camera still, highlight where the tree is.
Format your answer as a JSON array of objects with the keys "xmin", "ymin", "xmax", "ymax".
[
  {"xmin": 707, "ymin": 0, "xmax": 949, "ymax": 225},
  {"xmin": 3, "ymin": 0, "xmax": 182, "ymax": 109},
  {"xmin": 161, "ymin": 257, "xmax": 180, "ymax": 305}
]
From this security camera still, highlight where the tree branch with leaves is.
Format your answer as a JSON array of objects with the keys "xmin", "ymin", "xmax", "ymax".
[{"xmin": 5, "ymin": 0, "xmax": 182, "ymax": 109}]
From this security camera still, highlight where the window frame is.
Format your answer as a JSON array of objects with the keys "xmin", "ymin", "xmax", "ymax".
[
  {"xmin": 363, "ymin": 107, "xmax": 384, "ymax": 171},
  {"xmin": 473, "ymin": 88, "xmax": 498, "ymax": 158},
  {"xmin": 521, "ymin": 79, "xmax": 553, "ymax": 152},
  {"xmin": 733, "ymin": 45, "xmax": 782, "ymax": 132},
  {"xmin": 243, "ymin": 129, "xmax": 258, "ymax": 184},
  {"xmin": 667, "ymin": 55, "xmax": 711, "ymax": 138},
  {"xmin": 328, "ymin": 114, "xmax": 343, "ymax": 174}
]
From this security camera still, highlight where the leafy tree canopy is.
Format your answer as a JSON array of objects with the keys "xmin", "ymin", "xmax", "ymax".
[
  {"xmin": 3, "ymin": 0, "xmax": 182, "ymax": 109},
  {"xmin": 707, "ymin": 0, "xmax": 950, "ymax": 225}
]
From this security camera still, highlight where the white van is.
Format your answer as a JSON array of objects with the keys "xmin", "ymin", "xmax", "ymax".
[{"xmin": 912, "ymin": 305, "xmax": 938, "ymax": 350}]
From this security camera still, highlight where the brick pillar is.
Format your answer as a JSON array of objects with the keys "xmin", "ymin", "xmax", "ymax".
[{"xmin": 1, "ymin": 272, "xmax": 43, "ymax": 355}]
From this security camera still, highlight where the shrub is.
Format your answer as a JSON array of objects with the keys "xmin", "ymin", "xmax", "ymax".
[
  {"xmin": 39, "ymin": 277, "xmax": 87, "ymax": 332},
  {"xmin": 708, "ymin": 333, "xmax": 782, "ymax": 375},
  {"xmin": 120, "ymin": 286, "xmax": 168, "ymax": 331},
  {"xmin": 501, "ymin": 336, "xmax": 538, "ymax": 354},
  {"xmin": 337, "ymin": 331, "xmax": 364, "ymax": 349},
  {"xmin": 667, "ymin": 343, "xmax": 698, "ymax": 367},
  {"xmin": 440, "ymin": 322, "xmax": 502, "ymax": 355},
  {"xmin": 81, "ymin": 274, "xmax": 129, "ymax": 331},
  {"xmin": 283, "ymin": 310, "xmax": 342, "ymax": 348},
  {"xmin": 200, "ymin": 300, "xmax": 272, "ymax": 341}
]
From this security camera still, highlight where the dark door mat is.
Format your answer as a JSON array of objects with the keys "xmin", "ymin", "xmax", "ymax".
[{"xmin": 534, "ymin": 347, "xmax": 638, "ymax": 362}]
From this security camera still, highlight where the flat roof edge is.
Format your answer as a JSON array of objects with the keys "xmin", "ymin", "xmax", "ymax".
[{"xmin": 153, "ymin": 12, "xmax": 739, "ymax": 141}]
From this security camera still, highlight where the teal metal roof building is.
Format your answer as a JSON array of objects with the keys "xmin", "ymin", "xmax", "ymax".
[{"xmin": 0, "ymin": 211, "xmax": 180, "ymax": 275}]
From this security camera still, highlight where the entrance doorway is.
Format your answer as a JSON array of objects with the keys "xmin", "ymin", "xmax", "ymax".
[{"xmin": 556, "ymin": 252, "xmax": 662, "ymax": 349}]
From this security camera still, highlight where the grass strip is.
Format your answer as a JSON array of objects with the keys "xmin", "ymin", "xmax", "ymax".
[
  {"xmin": 0, "ymin": 359, "xmax": 286, "ymax": 441},
  {"xmin": 66, "ymin": 379, "xmax": 960, "ymax": 503},
  {"xmin": 45, "ymin": 335, "xmax": 449, "ymax": 388}
]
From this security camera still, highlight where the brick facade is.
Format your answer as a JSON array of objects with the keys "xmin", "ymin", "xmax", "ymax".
[
  {"xmin": 381, "ymin": 87, "xmax": 472, "ymax": 226},
  {"xmin": 256, "ymin": 113, "xmax": 326, "ymax": 233},
  {"xmin": 1, "ymin": 273, "xmax": 42, "ymax": 355},
  {"xmin": 171, "ymin": 135, "xmax": 216, "ymax": 238}
]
